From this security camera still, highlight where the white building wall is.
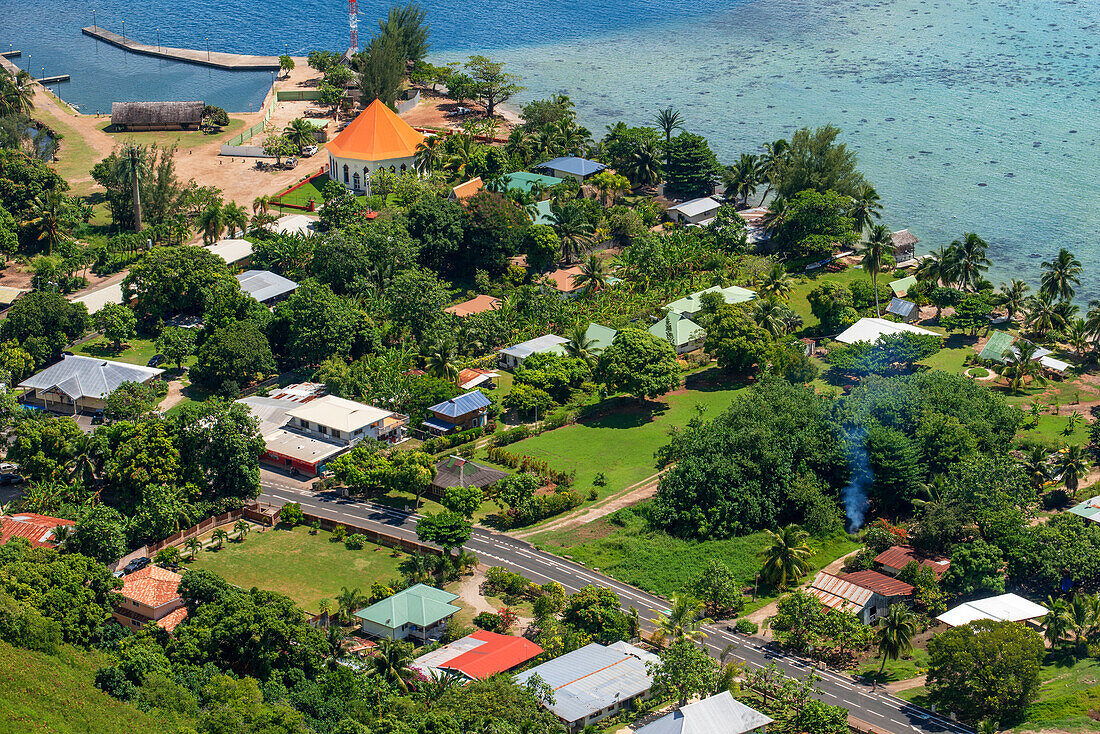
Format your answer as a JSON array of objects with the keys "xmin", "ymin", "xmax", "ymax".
[{"xmin": 330, "ymin": 154, "xmax": 418, "ymax": 193}]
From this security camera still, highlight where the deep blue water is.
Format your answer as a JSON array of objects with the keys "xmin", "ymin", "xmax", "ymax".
[{"xmin": 4, "ymin": 0, "xmax": 1100, "ymax": 293}]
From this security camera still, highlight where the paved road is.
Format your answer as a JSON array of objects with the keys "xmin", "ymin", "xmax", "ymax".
[{"xmin": 260, "ymin": 475, "xmax": 971, "ymax": 734}]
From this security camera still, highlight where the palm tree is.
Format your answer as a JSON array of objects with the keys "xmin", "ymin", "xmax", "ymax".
[
  {"xmin": 564, "ymin": 322, "xmax": 600, "ymax": 370},
  {"xmin": 757, "ymin": 138, "xmax": 789, "ymax": 204},
  {"xmin": 252, "ymin": 195, "xmax": 272, "ymax": 215},
  {"xmin": 875, "ymin": 605, "xmax": 920, "ymax": 674},
  {"xmin": 759, "ymin": 263, "xmax": 792, "ymax": 301},
  {"xmin": 233, "ymin": 520, "xmax": 250, "ymax": 541},
  {"xmin": 52, "ymin": 524, "xmax": 74, "ymax": 550},
  {"xmin": 185, "ymin": 537, "xmax": 202, "ymax": 560},
  {"xmin": 22, "ymin": 190, "xmax": 73, "ymax": 256},
  {"xmin": 1002, "ymin": 339, "xmax": 1046, "ymax": 394},
  {"xmin": 653, "ymin": 107, "xmax": 684, "ymax": 155},
  {"xmin": 861, "ymin": 224, "xmax": 895, "ymax": 318},
  {"xmin": 948, "ymin": 233, "xmax": 990, "ymax": 291},
  {"xmin": 761, "ymin": 196, "xmax": 788, "ymax": 239},
  {"xmin": 222, "ymin": 202, "xmax": 248, "ymax": 238},
  {"xmin": 0, "ymin": 68, "xmax": 35, "ymax": 116},
  {"xmin": 1056, "ymin": 443, "xmax": 1089, "ymax": 496},
  {"xmin": 848, "ymin": 185, "xmax": 883, "ymax": 235},
  {"xmin": 444, "ymin": 134, "xmax": 476, "ymax": 178},
  {"xmin": 211, "ymin": 529, "xmax": 229, "ymax": 550},
  {"xmin": 723, "ymin": 154, "xmax": 761, "ymax": 207},
  {"xmin": 550, "ymin": 200, "xmax": 594, "ymax": 262},
  {"xmin": 1025, "ymin": 293, "xmax": 1064, "ymax": 338},
  {"xmin": 997, "ymin": 279, "xmax": 1031, "ymax": 321},
  {"xmin": 1020, "ymin": 445, "xmax": 1052, "ymax": 492},
  {"xmin": 1066, "ymin": 319, "xmax": 1090, "ymax": 356},
  {"xmin": 325, "ymin": 625, "xmax": 349, "ymax": 664},
  {"xmin": 283, "ymin": 118, "xmax": 316, "ymax": 153},
  {"xmin": 623, "ymin": 140, "xmax": 662, "ymax": 188},
  {"xmin": 198, "ymin": 203, "xmax": 225, "ymax": 245},
  {"xmin": 337, "ymin": 586, "xmax": 366, "ymax": 624},
  {"xmin": 915, "ymin": 243, "xmax": 956, "ymax": 288},
  {"xmin": 318, "ymin": 597, "xmax": 335, "ymax": 627},
  {"xmin": 1043, "ymin": 597, "xmax": 1073, "ymax": 648},
  {"xmin": 650, "ymin": 594, "xmax": 712, "ymax": 646},
  {"xmin": 1065, "ymin": 410, "xmax": 1083, "ymax": 436},
  {"xmin": 424, "ymin": 342, "xmax": 459, "ymax": 383},
  {"xmin": 368, "ymin": 638, "xmax": 417, "ymax": 693},
  {"xmin": 571, "ymin": 255, "xmax": 609, "ymax": 296},
  {"xmin": 419, "ymin": 670, "xmax": 463, "ymax": 708},
  {"xmin": 415, "ymin": 134, "xmax": 445, "ymax": 175},
  {"xmin": 758, "ymin": 524, "xmax": 813, "ymax": 590},
  {"xmin": 753, "ymin": 299, "xmax": 790, "ymax": 337},
  {"xmin": 1040, "ymin": 248, "xmax": 1082, "ymax": 303},
  {"xmin": 121, "ymin": 144, "xmax": 146, "ymax": 232},
  {"xmin": 454, "ymin": 549, "xmax": 478, "ymax": 576}
]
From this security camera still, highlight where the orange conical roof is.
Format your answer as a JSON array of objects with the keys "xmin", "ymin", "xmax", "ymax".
[{"xmin": 325, "ymin": 99, "xmax": 425, "ymax": 161}]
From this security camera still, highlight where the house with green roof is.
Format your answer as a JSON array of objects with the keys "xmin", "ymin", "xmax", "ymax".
[
  {"xmin": 354, "ymin": 583, "xmax": 461, "ymax": 641},
  {"xmin": 889, "ymin": 275, "xmax": 917, "ymax": 297},
  {"xmin": 650, "ymin": 313, "xmax": 706, "ymax": 354},
  {"xmin": 665, "ymin": 285, "xmax": 756, "ymax": 321},
  {"xmin": 503, "ymin": 171, "xmax": 563, "ymax": 196}
]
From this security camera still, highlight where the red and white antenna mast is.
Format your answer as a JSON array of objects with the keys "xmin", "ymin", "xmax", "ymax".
[{"xmin": 349, "ymin": 0, "xmax": 359, "ymax": 51}]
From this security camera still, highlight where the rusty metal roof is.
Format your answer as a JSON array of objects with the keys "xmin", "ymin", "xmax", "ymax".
[
  {"xmin": 808, "ymin": 572, "xmax": 874, "ymax": 611},
  {"xmin": 874, "ymin": 545, "xmax": 951, "ymax": 578},
  {"xmin": 838, "ymin": 570, "xmax": 915, "ymax": 598}
]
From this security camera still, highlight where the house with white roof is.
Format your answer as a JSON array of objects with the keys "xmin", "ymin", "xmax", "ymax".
[
  {"xmin": 207, "ymin": 238, "xmax": 253, "ymax": 266},
  {"xmin": 498, "ymin": 334, "xmax": 570, "ymax": 369},
  {"xmin": 937, "ymin": 593, "xmax": 1048, "ymax": 628},
  {"xmin": 636, "ymin": 691, "xmax": 772, "ymax": 734},
  {"xmin": 285, "ymin": 394, "xmax": 408, "ymax": 446},
  {"xmin": 534, "ymin": 156, "xmax": 608, "ymax": 182},
  {"xmin": 19, "ymin": 355, "xmax": 163, "ymax": 415},
  {"xmin": 71, "ymin": 282, "xmax": 125, "ymax": 314},
  {"xmin": 666, "ymin": 197, "xmax": 722, "ymax": 226},
  {"xmin": 236, "ymin": 269, "xmax": 299, "ymax": 305},
  {"xmin": 515, "ymin": 641, "xmax": 660, "ymax": 732},
  {"xmin": 833, "ymin": 317, "xmax": 939, "ymax": 345}
]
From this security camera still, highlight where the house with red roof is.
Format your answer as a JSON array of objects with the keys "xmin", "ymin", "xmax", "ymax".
[
  {"xmin": 112, "ymin": 566, "xmax": 188, "ymax": 634},
  {"xmin": 0, "ymin": 512, "xmax": 74, "ymax": 548},
  {"xmin": 874, "ymin": 545, "xmax": 951, "ymax": 579},
  {"xmin": 806, "ymin": 570, "xmax": 913, "ymax": 625},
  {"xmin": 412, "ymin": 630, "xmax": 543, "ymax": 680},
  {"xmin": 325, "ymin": 98, "xmax": 425, "ymax": 193}
]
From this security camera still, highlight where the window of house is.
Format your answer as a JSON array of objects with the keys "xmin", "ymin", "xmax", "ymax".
[
  {"xmin": 300, "ymin": 420, "xmax": 310, "ymax": 430},
  {"xmin": 353, "ymin": 172, "xmax": 360, "ymax": 189},
  {"xmin": 319, "ymin": 425, "xmax": 328, "ymax": 435},
  {"xmin": 331, "ymin": 430, "xmax": 341, "ymax": 439}
]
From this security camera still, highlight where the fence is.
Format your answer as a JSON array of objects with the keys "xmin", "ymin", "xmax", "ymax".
[
  {"xmin": 395, "ymin": 89, "xmax": 421, "ymax": 114},
  {"xmin": 412, "ymin": 126, "xmax": 509, "ymax": 145},
  {"xmin": 225, "ymin": 91, "xmax": 278, "ymax": 147},
  {"xmin": 276, "ymin": 89, "xmax": 323, "ymax": 102},
  {"xmin": 148, "ymin": 509, "xmax": 243, "ymax": 553},
  {"xmin": 302, "ymin": 510, "xmax": 443, "ymax": 556},
  {"xmin": 219, "ymin": 144, "xmax": 273, "ymax": 158},
  {"xmin": 271, "ymin": 167, "xmax": 328, "ymax": 211}
]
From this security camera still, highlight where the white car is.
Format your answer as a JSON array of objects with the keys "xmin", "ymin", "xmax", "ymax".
[{"xmin": 302, "ymin": 144, "xmax": 318, "ymax": 157}]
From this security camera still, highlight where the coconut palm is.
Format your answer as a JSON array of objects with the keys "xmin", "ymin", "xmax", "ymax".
[
  {"xmin": 571, "ymin": 254, "xmax": 609, "ymax": 296},
  {"xmin": 758, "ymin": 524, "xmax": 813, "ymax": 590},
  {"xmin": 861, "ymin": 224, "xmax": 895, "ymax": 318},
  {"xmin": 1056, "ymin": 443, "xmax": 1089, "ymax": 496},
  {"xmin": 198, "ymin": 203, "xmax": 225, "ymax": 245},
  {"xmin": 997, "ymin": 279, "xmax": 1031, "ymax": 321},
  {"xmin": 22, "ymin": 190, "xmax": 73, "ymax": 256},
  {"xmin": 1065, "ymin": 410, "xmax": 1083, "ymax": 436},
  {"xmin": 623, "ymin": 139, "xmax": 662, "ymax": 188},
  {"xmin": 419, "ymin": 670, "xmax": 464, "ymax": 708},
  {"xmin": 443, "ymin": 133, "xmax": 476, "ymax": 178},
  {"xmin": 1040, "ymin": 248, "xmax": 1082, "ymax": 303},
  {"xmin": 564, "ymin": 322, "xmax": 600, "ymax": 370},
  {"xmin": 848, "ymin": 185, "xmax": 883, "ymax": 235},
  {"xmin": 222, "ymin": 202, "xmax": 248, "ymax": 238},
  {"xmin": 1066, "ymin": 319, "xmax": 1090, "ymax": 356},
  {"xmin": 368, "ymin": 638, "xmax": 418, "ymax": 693},
  {"xmin": 252, "ymin": 195, "xmax": 272, "ymax": 215},
  {"xmin": 1025, "ymin": 293, "xmax": 1064, "ymax": 338},
  {"xmin": 761, "ymin": 196, "xmax": 788, "ymax": 238},
  {"xmin": 318, "ymin": 597, "xmax": 335, "ymax": 628},
  {"xmin": 185, "ymin": 537, "xmax": 202, "ymax": 560},
  {"xmin": 250, "ymin": 211, "xmax": 278, "ymax": 236},
  {"xmin": 753, "ymin": 299, "xmax": 791, "ymax": 337},
  {"xmin": 424, "ymin": 342, "xmax": 459, "ymax": 383},
  {"xmin": 550, "ymin": 200, "xmax": 594, "ymax": 262},
  {"xmin": 1002, "ymin": 339, "xmax": 1046, "ymax": 394},
  {"xmin": 723, "ymin": 154, "xmax": 761, "ymax": 207},
  {"xmin": 915, "ymin": 243, "xmax": 956, "ymax": 288},
  {"xmin": 653, "ymin": 106, "xmax": 684, "ymax": 153},
  {"xmin": 759, "ymin": 263, "xmax": 792, "ymax": 301},
  {"xmin": 337, "ymin": 586, "xmax": 366, "ymax": 624},
  {"xmin": 233, "ymin": 520, "xmax": 250, "ymax": 541},
  {"xmin": 650, "ymin": 594, "xmax": 712, "ymax": 646},
  {"xmin": 325, "ymin": 625, "xmax": 349, "ymax": 664},
  {"xmin": 757, "ymin": 138, "xmax": 789, "ymax": 204},
  {"xmin": 283, "ymin": 118, "xmax": 315, "ymax": 154},
  {"xmin": 52, "ymin": 524, "xmax": 74, "ymax": 550},
  {"xmin": 415, "ymin": 134, "xmax": 445, "ymax": 175},
  {"xmin": 0, "ymin": 68, "xmax": 35, "ymax": 116},
  {"xmin": 948, "ymin": 233, "xmax": 990, "ymax": 292},
  {"xmin": 875, "ymin": 604, "xmax": 920, "ymax": 674},
  {"xmin": 1043, "ymin": 597, "xmax": 1073, "ymax": 648},
  {"xmin": 211, "ymin": 529, "xmax": 229, "ymax": 550},
  {"xmin": 1020, "ymin": 445, "xmax": 1052, "ymax": 491}
]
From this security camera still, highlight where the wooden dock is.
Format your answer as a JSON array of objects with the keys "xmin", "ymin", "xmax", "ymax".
[{"xmin": 81, "ymin": 26, "xmax": 282, "ymax": 71}]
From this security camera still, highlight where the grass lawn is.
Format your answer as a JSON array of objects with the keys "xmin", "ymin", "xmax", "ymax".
[
  {"xmin": 96, "ymin": 118, "xmax": 247, "ymax": 150},
  {"xmin": 855, "ymin": 646, "xmax": 930, "ymax": 684},
  {"xmin": 0, "ymin": 640, "xmax": 192, "ymax": 733},
  {"xmin": 274, "ymin": 176, "xmax": 327, "ymax": 210},
  {"xmin": 1017, "ymin": 414, "xmax": 1090, "ymax": 447},
  {"xmin": 489, "ymin": 368, "xmax": 749, "ymax": 502},
  {"xmin": 186, "ymin": 525, "xmax": 407, "ymax": 613},
  {"xmin": 74, "ymin": 336, "xmax": 169, "ymax": 367},
  {"xmin": 786, "ymin": 267, "xmax": 869, "ymax": 330},
  {"xmin": 531, "ymin": 505, "xmax": 858, "ymax": 613},
  {"xmin": 32, "ymin": 104, "xmax": 105, "ymax": 199}
]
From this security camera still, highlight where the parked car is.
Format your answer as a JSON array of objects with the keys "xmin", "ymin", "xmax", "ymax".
[
  {"xmin": 284, "ymin": 157, "xmax": 298, "ymax": 168},
  {"xmin": 0, "ymin": 473, "xmax": 23, "ymax": 486},
  {"xmin": 121, "ymin": 557, "xmax": 151, "ymax": 575},
  {"xmin": 147, "ymin": 354, "xmax": 165, "ymax": 368},
  {"xmin": 302, "ymin": 145, "xmax": 318, "ymax": 157}
]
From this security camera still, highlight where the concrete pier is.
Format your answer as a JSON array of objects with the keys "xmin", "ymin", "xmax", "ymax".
[
  {"xmin": 37, "ymin": 74, "xmax": 70, "ymax": 84},
  {"xmin": 0, "ymin": 51, "xmax": 21, "ymax": 59},
  {"xmin": 81, "ymin": 26, "xmax": 282, "ymax": 71}
]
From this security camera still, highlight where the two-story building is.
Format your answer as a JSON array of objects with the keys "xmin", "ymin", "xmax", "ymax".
[
  {"xmin": 112, "ymin": 566, "xmax": 188, "ymax": 634},
  {"xmin": 284, "ymin": 395, "xmax": 409, "ymax": 445},
  {"xmin": 422, "ymin": 390, "xmax": 491, "ymax": 435}
]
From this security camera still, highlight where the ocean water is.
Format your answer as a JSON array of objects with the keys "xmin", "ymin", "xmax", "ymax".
[{"xmin": 4, "ymin": 0, "xmax": 1100, "ymax": 293}]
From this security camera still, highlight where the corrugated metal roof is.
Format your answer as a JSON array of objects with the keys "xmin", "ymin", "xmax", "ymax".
[
  {"xmin": 636, "ymin": 691, "xmax": 773, "ymax": 734},
  {"xmin": 937, "ymin": 593, "xmax": 1047, "ymax": 627},
  {"xmin": 838, "ymin": 570, "xmax": 914, "ymax": 597},
  {"xmin": 499, "ymin": 334, "xmax": 569, "ymax": 360},
  {"xmin": 875, "ymin": 545, "xmax": 951, "ymax": 577},
  {"xmin": 19, "ymin": 355, "xmax": 163, "ymax": 400},
  {"xmin": 428, "ymin": 390, "xmax": 490, "ymax": 419},
  {"xmin": 236, "ymin": 269, "xmax": 298, "ymax": 303},
  {"xmin": 413, "ymin": 630, "xmax": 542, "ymax": 680},
  {"xmin": 808, "ymin": 572, "xmax": 874, "ymax": 609},
  {"xmin": 515, "ymin": 642, "xmax": 658, "ymax": 723},
  {"xmin": 1069, "ymin": 495, "xmax": 1100, "ymax": 522},
  {"xmin": 535, "ymin": 157, "xmax": 607, "ymax": 177},
  {"xmin": 1, "ymin": 513, "xmax": 75, "ymax": 547},
  {"xmin": 889, "ymin": 275, "xmax": 918, "ymax": 296},
  {"xmin": 886, "ymin": 297, "xmax": 919, "ymax": 319},
  {"xmin": 649, "ymin": 314, "xmax": 704, "ymax": 347},
  {"xmin": 667, "ymin": 197, "xmax": 721, "ymax": 218},
  {"xmin": 355, "ymin": 584, "xmax": 460, "ymax": 628},
  {"xmin": 666, "ymin": 285, "xmax": 757, "ymax": 315},
  {"xmin": 834, "ymin": 317, "xmax": 938, "ymax": 345}
]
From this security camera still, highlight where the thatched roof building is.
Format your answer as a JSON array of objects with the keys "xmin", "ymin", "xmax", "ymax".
[{"xmin": 111, "ymin": 101, "xmax": 204, "ymax": 131}]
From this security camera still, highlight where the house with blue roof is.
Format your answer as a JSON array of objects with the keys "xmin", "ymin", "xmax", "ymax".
[
  {"xmin": 423, "ymin": 390, "xmax": 492, "ymax": 435},
  {"xmin": 535, "ymin": 156, "xmax": 608, "ymax": 182}
]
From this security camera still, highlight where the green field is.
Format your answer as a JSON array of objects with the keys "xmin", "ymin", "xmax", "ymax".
[
  {"xmin": 0, "ymin": 641, "xmax": 192, "ymax": 734},
  {"xmin": 489, "ymin": 368, "xmax": 748, "ymax": 501},
  {"xmin": 186, "ymin": 525, "xmax": 407, "ymax": 612},
  {"xmin": 532, "ymin": 505, "xmax": 858, "ymax": 615},
  {"xmin": 97, "ymin": 118, "xmax": 247, "ymax": 150}
]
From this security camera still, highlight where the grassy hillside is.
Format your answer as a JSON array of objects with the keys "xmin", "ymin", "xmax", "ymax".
[{"xmin": 0, "ymin": 640, "xmax": 189, "ymax": 734}]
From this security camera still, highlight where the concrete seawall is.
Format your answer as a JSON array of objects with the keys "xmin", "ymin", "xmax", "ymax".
[{"xmin": 81, "ymin": 26, "xmax": 284, "ymax": 71}]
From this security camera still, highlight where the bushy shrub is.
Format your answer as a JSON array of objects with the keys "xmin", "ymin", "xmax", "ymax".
[
  {"xmin": 473, "ymin": 611, "xmax": 501, "ymax": 632},
  {"xmin": 485, "ymin": 566, "xmax": 529, "ymax": 598},
  {"xmin": 492, "ymin": 425, "xmax": 531, "ymax": 447},
  {"xmin": 279, "ymin": 502, "xmax": 303, "ymax": 527},
  {"xmin": 734, "ymin": 618, "xmax": 759, "ymax": 635},
  {"xmin": 331, "ymin": 524, "xmax": 347, "ymax": 541},
  {"xmin": 344, "ymin": 533, "xmax": 367, "ymax": 550},
  {"xmin": 421, "ymin": 427, "xmax": 484, "ymax": 454}
]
